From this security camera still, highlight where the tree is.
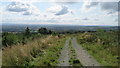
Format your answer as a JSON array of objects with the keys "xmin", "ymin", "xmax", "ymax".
[
  {"xmin": 2, "ymin": 35, "xmax": 7, "ymax": 47},
  {"xmin": 38, "ymin": 28, "xmax": 48, "ymax": 34},
  {"xmin": 24, "ymin": 27, "xmax": 31, "ymax": 37},
  {"xmin": 48, "ymin": 30, "xmax": 52, "ymax": 34}
]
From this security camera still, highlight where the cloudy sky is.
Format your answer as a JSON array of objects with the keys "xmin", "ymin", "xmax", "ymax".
[{"xmin": 0, "ymin": 0, "xmax": 119, "ymax": 26}]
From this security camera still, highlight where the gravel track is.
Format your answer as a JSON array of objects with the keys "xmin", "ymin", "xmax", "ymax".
[{"xmin": 71, "ymin": 37, "xmax": 101, "ymax": 66}]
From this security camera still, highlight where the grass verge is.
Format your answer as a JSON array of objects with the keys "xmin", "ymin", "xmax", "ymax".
[
  {"xmin": 2, "ymin": 35, "xmax": 67, "ymax": 66},
  {"xmin": 76, "ymin": 32, "xmax": 118, "ymax": 66},
  {"xmin": 28, "ymin": 35, "xmax": 67, "ymax": 66}
]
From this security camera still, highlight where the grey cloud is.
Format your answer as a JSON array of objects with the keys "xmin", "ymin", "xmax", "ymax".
[
  {"xmin": 55, "ymin": 0, "xmax": 80, "ymax": 5},
  {"xmin": 6, "ymin": 1, "xmax": 34, "ymax": 15},
  {"xmin": 56, "ymin": 2, "xmax": 78, "ymax": 5},
  {"xmin": 83, "ymin": 18, "xmax": 89, "ymax": 20},
  {"xmin": 100, "ymin": 2, "xmax": 119, "ymax": 13},
  {"xmin": 23, "ymin": 11, "xmax": 32, "ymax": 15},
  {"xmin": 85, "ymin": 2, "xmax": 119, "ymax": 14},
  {"xmin": 7, "ymin": 2, "xmax": 29, "ymax": 12},
  {"xmin": 55, "ymin": 0, "xmax": 80, "ymax": 2},
  {"xmin": 55, "ymin": 6, "xmax": 69, "ymax": 15},
  {"xmin": 107, "ymin": 11, "xmax": 113, "ymax": 14}
]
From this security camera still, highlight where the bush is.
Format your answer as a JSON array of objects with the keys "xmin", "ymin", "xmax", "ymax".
[{"xmin": 2, "ymin": 33, "xmax": 19, "ymax": 46}]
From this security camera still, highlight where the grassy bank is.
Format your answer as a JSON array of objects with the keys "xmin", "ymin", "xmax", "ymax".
[
  {"xmin": 29, "ymin": 36, "xmax": 67, "ymax": 66},
  {"xmin": 76, "ymin": 30, "xmax": 118, "ymax": 66},
  {"xmin": 2, "ymin": 35, "xmax": 67, "ymax": 66}
]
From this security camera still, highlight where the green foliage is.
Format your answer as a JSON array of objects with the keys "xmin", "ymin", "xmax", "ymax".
[
  {"xmin": 24, "ymin": 27, "xmax": 31, "ymax": 38},
  {"xmin": 38, "ymin": 28, "xmax": 49, "ymax": 34},
  {"xmin": 80, "ymin": 43, "xmax": 118, "ymax": 66},
  {"xmin": 2, "ymin": 27, "xmax": 44, "ymax": 47},
  {"xmin": 78, "ymin": 33, "xmax": 97, "ymax": 44},
  {"xmin": 2, "ymin": 27, "xmax": 57, "ymax": 47},
  {"xmin": 96, "ymin": 29, "xmax": 105, "ymax": 36},
  {"xmin": 29, "ymin": 37, "xmax": 66, "ymax": 66},
  {"xmin": 77, "ymin": 30, "xmax": 119, "ymax": 66},
  {"xmin": 38, "ymin": 27, "xmax": 56, "ymax": 35},
  {"xmin": 2, "ymin": 33, "xmax": 22, "ymax": 46}
]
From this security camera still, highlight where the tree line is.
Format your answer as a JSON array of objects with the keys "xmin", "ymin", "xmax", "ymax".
[{"xmin": 2, "ymin": 27, "xmax": 56, "ymax": 47}]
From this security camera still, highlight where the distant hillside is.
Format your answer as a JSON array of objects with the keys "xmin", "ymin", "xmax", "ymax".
[{"xmin": 2, "ymin": 24, "xmax": 119, "ymax": 32}]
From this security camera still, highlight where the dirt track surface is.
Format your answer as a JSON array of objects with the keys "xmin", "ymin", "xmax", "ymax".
[
  {"xmin": 58, "ymin": 38, "xmax": 71, "ymax": 66},
  {"xmin": 71, "ymin": 37, "xmax": 101, "ymax": 66},
  {"xmin": 58, "ymin": 37, "xmax": 101, "ymax": 66}
]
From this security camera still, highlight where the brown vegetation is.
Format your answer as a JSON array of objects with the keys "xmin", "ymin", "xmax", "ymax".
[{"xmin": 2, "ymin": 35, "xmax": 59, "ymax": 66}]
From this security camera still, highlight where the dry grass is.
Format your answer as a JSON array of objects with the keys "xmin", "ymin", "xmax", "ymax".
[
  {"xmin": 0, "ymin": 50, "xmax": 2, "ymax": 66},
  {"xmin": 2, "ymin": 35, "xmax": 56, "ymax": 66}
]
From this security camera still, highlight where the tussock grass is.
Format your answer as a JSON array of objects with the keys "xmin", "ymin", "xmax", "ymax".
[
  {"xmin": 2, "ymin": 35, "xmax": 54, "ymax": 66},
  {"xmin": 30, "ymin": 35, "xmax": 67, "ymax": 66},
  {"xmin": 2, "ymin": 35, "xmax": 67, "ymax": 66}
]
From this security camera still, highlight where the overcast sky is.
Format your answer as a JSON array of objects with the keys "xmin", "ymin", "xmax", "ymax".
[{"xmin": 0, "ymin": 0, "xmax": 119, "ymax": 26}]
